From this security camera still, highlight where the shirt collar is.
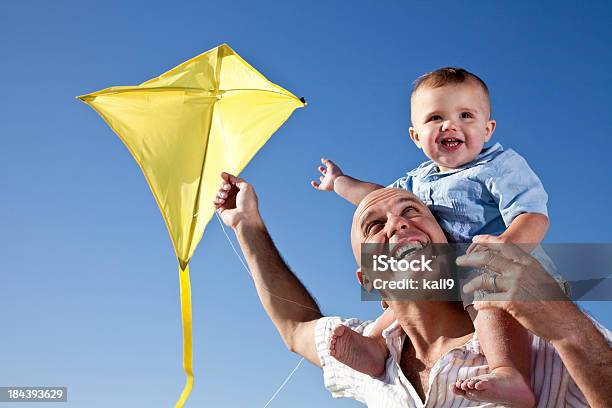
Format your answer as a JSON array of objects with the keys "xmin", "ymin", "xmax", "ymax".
[
  {"xmin": 382, "ymin": 321, "xmax": 483, "ymax": 356},
  {"xmin": 471, "ymin": 142, "xmax": 504, "ymax": 166},
  {"xmin": 381, "ymin": 319, "xmax": 403, "ymax": 339}
]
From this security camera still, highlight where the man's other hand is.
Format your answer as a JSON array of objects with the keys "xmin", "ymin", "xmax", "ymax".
[
  {"xmin": 458, "ymin": 237, "xmax": 571, "ymax": 341},
  {"xmin": 214, "ymin": 172, "xmax": 261, "ymax": 229}
]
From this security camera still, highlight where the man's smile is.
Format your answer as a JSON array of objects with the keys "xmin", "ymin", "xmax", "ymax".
[{"xmin": 392, "ymin": 241, "xmax": 426, "ymax": 260}]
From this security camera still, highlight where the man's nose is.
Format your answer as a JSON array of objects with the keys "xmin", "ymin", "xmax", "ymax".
[
  {"xmin": 441, "ymin": 119, "xmax": 457, "ymax": 131},
  {"xmin": 386, "ymin": 214, "xmax": 412, "ymax": 238}
]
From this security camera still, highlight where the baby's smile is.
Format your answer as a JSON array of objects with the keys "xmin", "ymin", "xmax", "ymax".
[{"xmin": 438, "ymin": 136, "xmax": 464, "ymax": 152}]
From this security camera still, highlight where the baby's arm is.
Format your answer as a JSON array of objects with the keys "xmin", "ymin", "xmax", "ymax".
[
  {"xmin": 311, "ymin": 158, "xmax": 382, "ymax": 205},
  {"xmin": 502, "ymin": 212, "xmax": 548, "ymax": 246},
  {"xmin": 474, "ymin": 212, "xmax": 548, "ymax": 252},
  {"xmin": 476, "ymin": 152, "xmax": 550, "ymax": 252}
]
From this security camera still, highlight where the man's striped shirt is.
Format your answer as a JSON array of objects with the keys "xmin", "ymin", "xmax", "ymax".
[{"xmin": 315, "ymin": 316, "xmax": 609, "ymax": 407}]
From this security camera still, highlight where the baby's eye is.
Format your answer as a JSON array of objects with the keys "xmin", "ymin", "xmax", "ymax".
[
  {"xmin": 429, "ymin": 115, "xmax": 442, "ymax": 122},
  {"xmin": 461, "ymin": 112, "xmax": 473, "ymax": 119}
]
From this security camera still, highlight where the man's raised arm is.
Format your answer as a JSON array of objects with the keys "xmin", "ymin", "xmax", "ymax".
[{"xmin": 214, "ymin": 172, "xmax": 323, "ymax": 366}]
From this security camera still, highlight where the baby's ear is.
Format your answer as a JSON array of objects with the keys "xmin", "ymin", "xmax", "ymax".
[
  {"xmin": 484, "ymin": 119, "xmax": 497, "ymax": 142},
  {"xmin": 409, "ymin": 127, "xmax": 422, "ymax": 148}
]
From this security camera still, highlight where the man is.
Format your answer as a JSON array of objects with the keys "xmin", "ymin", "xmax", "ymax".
[{"xmin": 213, "ymin": 172, "xmax": 610, "ymax": 407}]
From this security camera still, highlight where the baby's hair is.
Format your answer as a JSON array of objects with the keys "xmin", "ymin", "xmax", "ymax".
[{"xmin": 411, "ymin": 67, "xmax": 491, "ymax": 116}]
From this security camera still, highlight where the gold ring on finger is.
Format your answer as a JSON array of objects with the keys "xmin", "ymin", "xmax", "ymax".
[{"xmin": 488, "ymin": 273, "xmax": 498, "ymax": 293}]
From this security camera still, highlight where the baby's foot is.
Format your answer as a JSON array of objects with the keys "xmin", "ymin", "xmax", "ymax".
[
  {"xmin": 450, "ymin": 366, "xmax": 535, "ymax": 408},
  {"xmin": 328, "ymin": 324, "xmax": 388, "ymax": 377}
]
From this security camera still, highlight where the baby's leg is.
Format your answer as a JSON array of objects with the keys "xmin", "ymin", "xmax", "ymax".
[
  {"xmin": 328, "ymin": 308, "xmax": 394, "ymax": 377},
  {"xmin": 452, "ymin": 308, "xmax": 535, "ymax": 408}
]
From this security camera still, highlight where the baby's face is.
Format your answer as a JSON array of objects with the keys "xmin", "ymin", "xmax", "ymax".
[{"xmin": 409, "ymin": 81, "xmax": 496, "ymax": 172}]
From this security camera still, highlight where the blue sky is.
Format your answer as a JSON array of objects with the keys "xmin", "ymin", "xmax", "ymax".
[{"xmin": 1, "ymin": 1, "xmax": 611, "ymax": 407}]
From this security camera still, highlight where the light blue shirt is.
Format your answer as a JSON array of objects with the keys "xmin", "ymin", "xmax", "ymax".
[{"xmin": 390, "ymin": 143, "xmax": 548, "ymax": 243}]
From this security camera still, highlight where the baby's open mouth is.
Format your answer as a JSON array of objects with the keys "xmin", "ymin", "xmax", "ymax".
[
  {"xmin": 439, "ymin": 137, "xmax": 463, "ymax": 150},
  {"xmin": 440, "ymin": 137, "xmax": 463, "ymax": 147}
]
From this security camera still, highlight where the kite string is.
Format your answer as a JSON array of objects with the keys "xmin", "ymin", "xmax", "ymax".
[
  {"xmin": 215, "ymin": 211, "xmax": 253, "ymax": 278},
  {"xmin": 262, "ymin": 357, "xmax": 304, "ymax": 408},
  {"xmin": 214, "ymin": 212, "xmax": 307, "ymax": 407},
  {"xmin": 214, "ymin": 212, "xmax": 320, "ymax": 313}
]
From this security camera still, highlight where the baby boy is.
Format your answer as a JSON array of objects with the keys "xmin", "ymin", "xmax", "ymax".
[{"xmin": 312, "ymin": 68, "xmax": 551, "ymax": 407}]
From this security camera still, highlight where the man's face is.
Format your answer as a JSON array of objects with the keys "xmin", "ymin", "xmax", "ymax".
[
  {"xmin": 351, "ymin": 188, "xmax": 448, "ymax": 260},
  {"xmin": 409, "ymin": 81, "xmax": 496, "ymax": 172},
  {"xmin": 353, "ymin": 189, "xmax": 455, "ymax": 303}
]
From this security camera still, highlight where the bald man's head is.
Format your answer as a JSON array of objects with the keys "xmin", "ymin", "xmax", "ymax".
[{"xmin": 350, "ymin": 188, "xmax": 448, "ymax": 263}]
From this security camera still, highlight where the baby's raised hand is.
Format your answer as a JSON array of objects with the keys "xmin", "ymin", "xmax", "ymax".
[{"xmin": 311, "ymin": 158, "xmax": 344, "ymax": 191}]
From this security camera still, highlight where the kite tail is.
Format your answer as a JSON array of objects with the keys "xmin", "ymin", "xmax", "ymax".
[{"xmin": 175, "ymin": 264, "xmax": 193, "ymax": 408}]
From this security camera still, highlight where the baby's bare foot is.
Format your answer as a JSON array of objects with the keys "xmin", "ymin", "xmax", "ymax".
[
  {"xmin": 450, "ymin": 366, "xmax": 535, "ymax": 408},
  {"xmin": 328, "ymin": 325, "xmax": 388, "ymax": 377}
]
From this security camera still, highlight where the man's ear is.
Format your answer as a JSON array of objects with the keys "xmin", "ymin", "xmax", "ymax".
[
  {"xmin": 484, "ymin": 119, "xmax": 496, "ymax": 142},
  {"xmin": 356, "ymin": 268, "xmax": 364, "ymax": 286},
  {"xmin": 409, "ymin": 127, "xmax": 422, "ymax": 148},
  {"xmin": 356, "ymin": 268, "xmax": 373, "ymax": 292}
]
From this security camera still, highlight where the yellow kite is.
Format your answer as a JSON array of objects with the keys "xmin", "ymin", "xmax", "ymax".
[{"xmin": 78, "ymin": 44, "xmax": 305, "ymax": 407}]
